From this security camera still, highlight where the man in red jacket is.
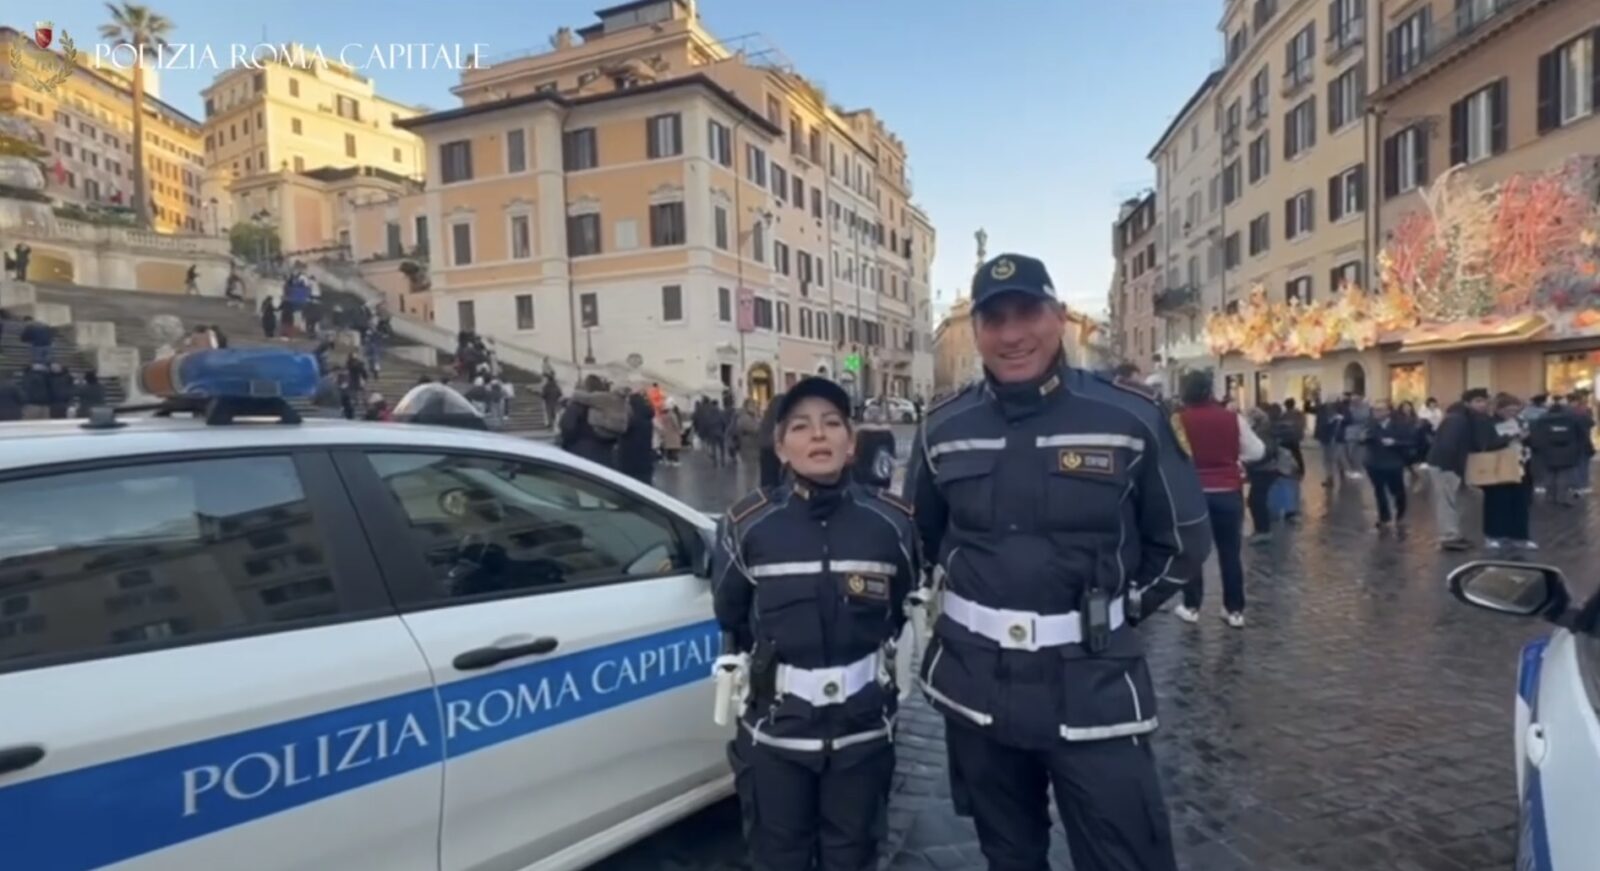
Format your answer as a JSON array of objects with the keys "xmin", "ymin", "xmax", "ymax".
[{"xmin": 1172, "ymin": 371, "xmax": 1264, "ymax": 628}]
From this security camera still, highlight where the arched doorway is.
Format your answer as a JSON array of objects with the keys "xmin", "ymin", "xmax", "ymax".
[
  {"xmin": 1344, "ymin": 362, "xmax": 1367, "ymax": 396},
  {"xmin": 747, "ymin": 363, "xmax": 774, "ymax": 406}
]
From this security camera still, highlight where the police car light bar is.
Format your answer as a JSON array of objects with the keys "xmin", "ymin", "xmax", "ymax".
[{"xmin": 128, "ymin": 348, "xmax": 321, "ymax": 427}]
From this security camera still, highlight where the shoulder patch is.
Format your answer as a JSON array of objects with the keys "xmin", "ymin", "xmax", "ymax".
[
  {"xmin": 1168, "ymin": 411, "xmax": 1192, "ymax": 458},
  {"xmin": 728, "ymin": 489, "xmax": 770, "ymax": 524},
  {"xmin": 1098, "ymin": 372, "xmax": 1160, "ymax": 407},
  {"xmin": 873, "ymin": 490, "xmax": 914, "ymax": 517},
  {"xmin": 925, "ymin": 381, "xmax": 981, "ymax": 418}
]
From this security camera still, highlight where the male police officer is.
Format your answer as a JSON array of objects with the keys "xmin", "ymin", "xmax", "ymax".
[
  {"xmin": 903, "ymin": 254, "xmax": 1211, "ymax": 871},
  {"xmin": 713, "ymin": 377, "xmax": 920, "ymax": 870}
]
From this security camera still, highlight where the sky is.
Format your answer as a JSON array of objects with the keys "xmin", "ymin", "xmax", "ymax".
[{"xmin": 41, "ymin": 0, "xmax": 1223, "ymax": 319}]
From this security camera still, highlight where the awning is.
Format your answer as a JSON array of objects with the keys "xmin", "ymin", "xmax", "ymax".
[{"xmin": 1398, "ymin": 313, "xmax": 1550, "ymax": 351}]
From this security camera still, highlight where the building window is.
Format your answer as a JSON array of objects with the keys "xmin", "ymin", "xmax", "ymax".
[
  {"xmin": 1383, "ymin": 125, "xmax": 1428, "ymax": 197},
  {"xmin": 649, "ymin": 202, "xmax": 685, "ymax": 247},
  {"xmin": 745, "ymin": 144, "xmax": 767, "ymax": 186},
  {"xmin": 713, "ymin": 205, "xmax": 729, "ymax": 250},
  {"xmin": 450, "ymin": 222, "xmax": 473, "ymax": 266},
  {"xmin": 335, "ymin": 95, "xmax": 361, "ymax": 121},
  {"xmin": 563, "ymin": 128, "xmax": 598, "ymax": 171},
  {"xmin": 661, "ymin": 285, "xmax": 684, "ymax": 322},
  {"xmin": 1284, "ymin": 97, "xmax": 1316, "ymax": 159},
  {"xmin": 515, "ymin": 294, "xmax": 534, "ymax": 330},
  {"xmin": 288, "ymin": 78, "xmax": 300, "ymax": 98},
  {"xmin": 1248, "ymin": 213, "xmax": 1270, "ymax": 256},
  {"xmin": 1330, "ymin": 259, "xmax": 1364, "ymax": 293},
  {"xmin": 1328, "ymin": 66, "xmax": 1364, "ymax": 131},
  {"xmin": 509, "ymin": 214, "xmax": 532, "ymax": 259},
  {"xmin": 1248, "ymin": 133, "xmax": 1270, "ymax": 183},
  {"xmin": 775, "ymin": 241, "xmax": 791, "ymax": 276},
  {"xmin": 1228, "ymin": 27, "xmax": 1248, "ymax": 65},
  {"xmin": 1329, "ymin": 164, "xmax": 1365, "ymax": 221},
  {"xmin": 567, "ymin": 213, "xmax": 601, "ymax": 256},
  {"xmin": 1223, "ymin": 159, "xmax": 1242, "ymax": 204},
  {"xmin": 811, "ymin": 187, "xmax": 822, "ymax": 220},
  {"xmin": 766, "ymin": 95, "xmax": 782, "ymax": 125},
  {"xmin": 753, "ymin": 297, "xmax": 774, "ymax": 330},
  {"xmin": 1285, "ymin": 190, "xmax": 1314, "ymax": 240},
  {"xmin": 1540, "ymin": 33, "xmax": 1597, "ymax": 132},
  {"xmin": 1330, "ymin": 0, "xmax": 1365, "ymax": 51},
  {"xmin": 772, "ymin": 163, "xmax": 788, "ymax": 202},
  {"xmin": 718, "ymin": 287, "xmax": 732, "ymax": 322},
  {"xmin": 414, "ymin": 215, "xmax": 429, "ymax": 254},
  {"xmin": 1249, "ymin": 65, "xmax": 1269, "ymax": 124},
  {"xmin": 506, "ymin": 129, "xmax": 527, "ymax": 173},
  {"xmin": 792, "ymin": 175, "xmax": 804, "ymax": 210},
  {"xmin": 646, "ymin": 113, "xmax": 682, "ymax": 158},
  {"xmin": 1285, "ymin": 23, "xmax": 1315, "ymax": 88},
  {"xmin": 1387, "ymin": 7, "xmax": 1431, "ymax": 81},
  {"xmin": 751, "ymin": 221, "xmax": 766, "ymax": 263},
  {"xmin": 291, "ymin": 118, "xmax": 302, "ymax": 135},
  {"xmin": 344, "ymin": 133, "xmax": 356, "ymax": 159},
  {"xmin": 440, "ymin": 140, "xmax": 473, "ymax": 183},
  {"xmin": 707, "ymin": 120, "xmax": 732, "ymax": 167},
  {"xmin": 1451, "ymin": 79, "xmax": 1506, "ymax": 165},
  {"xmin": 1224, "ymin": 98, "xmax": 1242, "ymax": 150},
  {"xmin": 1285, "ymin": 275, "xmax": 1312, "ymax": 304}
]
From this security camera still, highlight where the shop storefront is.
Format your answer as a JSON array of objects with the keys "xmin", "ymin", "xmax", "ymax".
[
  {"xmin": 1389, "ymin": 363, "xmax": 1427, "ymax": 406},
  {"xmin": 1545, "ymin": 348, "xmax": 1600, "ymax": 396}
]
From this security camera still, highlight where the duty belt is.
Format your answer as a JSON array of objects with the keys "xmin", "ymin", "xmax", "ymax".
[
  {"xmin": 941, "ymin": 590, "xmax": 1126, "ymax": 651},
  {"xmin": 774, "ymin": 651, "xmax": 882, "ymax": 706}
]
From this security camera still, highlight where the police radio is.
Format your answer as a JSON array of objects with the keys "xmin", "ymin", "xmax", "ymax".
[{"xmin": 1082, "ymin": 586, "xmax": 1112, "ymax": 655}]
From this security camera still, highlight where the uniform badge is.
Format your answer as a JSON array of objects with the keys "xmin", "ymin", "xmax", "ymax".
[
  {"xmin": 1059, "ymin": 449, "xmax": 1114, "ymax": 475},
  {"xmin": 1039, "ymin": 374, "xmax": 1061, "ymax": 396},
  {"xmin": 990, "ymin": 258, "xmax": 1016, "ymax": 280},
  {"xmin": 845, "ymin": 574, "xmax": 889, "ymax": 601}
]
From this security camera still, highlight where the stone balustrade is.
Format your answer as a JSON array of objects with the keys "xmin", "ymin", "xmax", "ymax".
[{"xmin": 72, "ymin": 321, "xmax": 118, "ymax": 349}]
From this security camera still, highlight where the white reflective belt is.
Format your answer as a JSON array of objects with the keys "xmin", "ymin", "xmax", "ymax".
[
  {"xmin": 928, "ymin": 438, "xmax": 1007, "ymax": 459},
  {"xmin": 1035, "ymin": 433, "xmax": 1146, "ymax": 452},
  {"xmin": 831, "ymin": 560, "xmax": 897, "ymax": 575},
  {"xmin": 775, "ymin": 651, "xmax": 880, "ymax": 706},
  {"xmin": 748, "ymin": 561, "xmax": 824, "ymax": 578},
  {"xmin": 741, "ymin": 718, "xmax": 894, "ymax": 753},
  {"xmin": 1060, "ymin": 717, "xmax": 1159, "ymax": 742},
  {"xmin": 941, "ymin": 591, "xmax": 1125, "ymax": 651}
]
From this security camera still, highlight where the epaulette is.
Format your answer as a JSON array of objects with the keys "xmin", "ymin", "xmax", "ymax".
[
  {"xmin": 1096, "ymin": 372, "xmax": 1160, "ymax": 407},
  {"xmin": 924, "ymin": 381, "xmax": 980, "ymax": 419},
  {"xmin": 872, "ymin": 489, "xmax": 914, "ymax": 517},
  {"xmin": 727, "ymin": 489, "xmax": 770, "ymax": 524}
]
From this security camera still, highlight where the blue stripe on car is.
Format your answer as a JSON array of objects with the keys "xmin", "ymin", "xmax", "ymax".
[
  {"xmin": 0, "ymin": 619, "xmax": 720, "ymax": 871},
  {"xmin": 1515, "ymin": 635, "xmax": 1553, "ymax": 871}
]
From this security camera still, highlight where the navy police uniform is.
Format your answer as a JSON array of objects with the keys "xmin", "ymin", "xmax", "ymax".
[
  {"xmin": 712, "ymin": 378, "xmax": 921, "ymax": 871},
  {"xmin": 903, "ymin": 255, "xmax": 1212, "ymax": 871}
]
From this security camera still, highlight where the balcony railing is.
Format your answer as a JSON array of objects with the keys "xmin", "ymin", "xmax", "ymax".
[
  {"xmin": 1154, "ymin": 284, "xmax": 1200, "ymax": 316},
  {"xmin": 1325, "ymin": 18, "xmax": 1365, "ymax": 65},
  {"xmin": 1246, "ymin": 100, "xmax": 1268, "ymax": 130},
  {"xmin": 1382, "ymin": 0, "xmax": 1539, "ymax": 88},
  {"xmin": 1281, "ymin": 60, "xmax": 1313, "ymax": 97}
]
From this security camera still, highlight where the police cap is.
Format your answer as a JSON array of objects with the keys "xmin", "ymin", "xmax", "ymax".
[
  {"xmin": 774, "ymin": 376, "xmax": 852, "ymax": 424},
  {"xmin": 971, "ymin": 253, "xmax": 1057, "ymax": 312}
]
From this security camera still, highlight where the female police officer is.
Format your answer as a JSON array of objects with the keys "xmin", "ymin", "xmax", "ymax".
[{"xmin": 712, "ymin": 376, "xmax": 919, "ymax": 871}]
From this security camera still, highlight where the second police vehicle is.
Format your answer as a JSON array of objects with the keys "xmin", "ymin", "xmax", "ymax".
[
  {"xmin": 0, "ymin": 348, "xmax": 736, "ymax": 870},
  {"xmin": 1449, "ymin": 560, "xmax": 1600, "ymax": 871}
]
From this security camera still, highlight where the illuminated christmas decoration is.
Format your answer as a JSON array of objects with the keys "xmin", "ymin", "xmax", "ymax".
[{"xmin": 1203, "ymin": 160, "xmax": 1600, "ymax": 360}]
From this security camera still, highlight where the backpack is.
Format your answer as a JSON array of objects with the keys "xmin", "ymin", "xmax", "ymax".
[{"xmin": 587, "ymin": 399, "xmax": 629, "ymax": 440}]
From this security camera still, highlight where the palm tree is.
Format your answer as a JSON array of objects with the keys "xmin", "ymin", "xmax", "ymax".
[{"xmin": 99, "ymin": 3, "xmax": 173, "ymax": 229}]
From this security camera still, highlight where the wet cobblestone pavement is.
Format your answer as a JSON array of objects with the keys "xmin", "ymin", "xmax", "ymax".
[{"xmin": 596, "ymin": 447, "xmax": 1598, "ymax": 870}]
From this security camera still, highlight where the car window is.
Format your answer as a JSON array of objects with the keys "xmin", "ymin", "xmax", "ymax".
[
  {"xmin": 366, "ymin": 452, "xmax": 692, "ymax": 601},
  {"xmin": 0, "ymin": 456, "xmax": 343, "ymax": 668}
]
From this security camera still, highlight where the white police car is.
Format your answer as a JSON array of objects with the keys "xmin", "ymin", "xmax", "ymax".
[
  {"xmin": 1448, "ymin": 560, "xmax": 1600, "ymax": 871},
  {"xmin": 0, "ymin": 349, "xmax": 733, "ymax": 871}
]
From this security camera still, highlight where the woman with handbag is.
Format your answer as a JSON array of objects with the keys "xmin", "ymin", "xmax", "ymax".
[{"xmin": 1480, "ymin": 393, "xmax": 1535, "ymax": 550}]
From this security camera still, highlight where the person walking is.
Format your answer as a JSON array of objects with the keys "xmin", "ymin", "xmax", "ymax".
[
  {"xmin": 1243, "ymin": 407, "xmax": 1280, "ymax": 545},
  {"xmin": 1480, "ymin": 394, "xmax": 1534, "ymax": 550},
  {"xmin": 20, "ymin": 316, "xmax": 52, "ymax": 367},
  {"xmin": 1173, "ymin": 370, "xmax": 1264, "ymax": 628},
  {"xmin": 1362, "ymin": 401, "xmax": 1416, "ymax": 530},
  {"xmin": 713, "ymin": 377, "xmax": 918, "ymax": 871},
  {"xmin": 540, "ymin": 375, "xmax": 562, "ymax": 429},
  {"xmin": 1529, "ymin": 395, "xmax": 1586, "ymax": 507},
  {"xmin": 75, "ymin": 370, "xmax": 106, "ymax": 418},
  {"xmin": 1279, "ymin": 398, "xmax": 1307, "ymax": 478},
  {"xmin": 1314, "ymin": 399, "xmax": 1343, "ymax": 487},
  {"xmin": 557, "ymin": 375, "xmax": 628, "ymax": 470},
  {"xmin": 1569, "ymin": 392, "xmax": 1596, "ymax": 496},
  {"xmin": 184, "ymin": 263, "xmax": 200, "ymax": 295},
  {"xmin": 1343, "ymin": 393, "xmax": 1371, "ymax": 478},
  {"xmin": 260, "ymin": 296, "xmax": 279, "ymax": 340},
  {"xmin": 903, "ymin": 254, "xmax": 1209, "ymax": 871},
  {"xmin": 617, "ymin": 386, "xmax": 658, "ymax": 485}
]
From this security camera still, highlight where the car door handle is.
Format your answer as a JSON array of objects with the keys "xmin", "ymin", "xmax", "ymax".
[
  {"xmin": 453, "ymin": 637, "xmax": 560, "ymax": 671},
  {"xmin": 0, "ymin": 745, "xmax": 45, "ymax": 776}
]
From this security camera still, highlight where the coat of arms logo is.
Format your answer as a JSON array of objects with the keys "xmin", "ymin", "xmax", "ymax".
[{"xmin": 9, "ymin": 22, "xmax": 78, "ymax": 94}]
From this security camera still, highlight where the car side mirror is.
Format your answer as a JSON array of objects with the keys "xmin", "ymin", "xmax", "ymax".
[{"xmin": 1448, "ymin": 560, "xmax": 1570, "ymax": 620}]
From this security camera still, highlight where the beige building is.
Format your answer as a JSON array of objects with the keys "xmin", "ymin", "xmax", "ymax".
[
  {"xmin": 1, "ymin": 27, "xmax": 206, "ymax": 235},
  {"xmin": 200, "ymin": 52, "xmax": 425, "ymax": 244},
  {"xmin": 1213, "ymin": 0, "xmax": 1374, "ymax": 406},
  {"xmin": 348, "ymin": 0, "xmax": 933, "ymax": 402},
  {"xmin": 1110, "ymin": 192, "xmax": 1161, "ymax": 367}
]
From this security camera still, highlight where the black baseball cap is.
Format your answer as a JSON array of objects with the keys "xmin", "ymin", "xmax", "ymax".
[
  {"xmin": 774, "ymin": 377, "xmax": 853, "ymax": 424},
  {"xmin": 971, "ymin": 253, "xmax": 1057, "ymax": 312}
]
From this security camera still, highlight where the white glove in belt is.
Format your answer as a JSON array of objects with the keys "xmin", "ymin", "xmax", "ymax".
[{"xmin": 942, "ymin": 590, "xmax": 1125, "ymax": 651}]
